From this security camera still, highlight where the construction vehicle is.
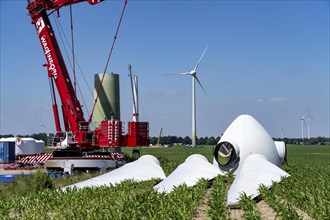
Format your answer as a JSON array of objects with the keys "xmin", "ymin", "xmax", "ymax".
[
  {"xmin": 27, "ymin": 0, "xmax": 149, "ymax": 158},
  {"xmin": 157, "ymin": 127, "xmax": 163, "ymax": 146},
  {"xmin": 27, "ymin": 0, "xmax": 107, "ymax": 152},
  {"xmin": 26, "ymin": 0, "xmax": 135, "ymax": 173}
]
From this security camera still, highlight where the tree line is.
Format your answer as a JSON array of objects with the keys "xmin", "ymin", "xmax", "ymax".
[
  {"xmin": 273, "ymin": 137, "xmax": 330, "ymax": 145},
  {"xmin": 149, "ymin": 136, "xmax": 221, "ymax": 146},
  {"xmin": 0, "ymin": 133, "xmax": 329, "ymax": 146},
  {"xmin": 152, "ymin": 136, "xmax": 330, "ymax": 146}
]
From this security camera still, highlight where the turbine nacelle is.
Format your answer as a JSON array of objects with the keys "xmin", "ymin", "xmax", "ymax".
[
  {"xmin": 213, "ymin": 114, "xmax": 286, "ymax": 173},
  {"xmin": 155, "ymin": 115, "xmax": 289, "ymax": 207},
  {"xmin": 213, "ymin": 114, "xmax": 289, "ymax": 207},
  {"xmin": 190, "ymin": 70, "xmax": 197, "ymax": 76}
]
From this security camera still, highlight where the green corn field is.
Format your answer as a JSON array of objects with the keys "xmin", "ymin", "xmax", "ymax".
[{"xmin": 0, "ymin": 144, "xmax": 329, "ymax": 219}]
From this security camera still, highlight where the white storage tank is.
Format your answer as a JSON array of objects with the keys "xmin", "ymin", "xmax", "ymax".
[{"xmin": 0, "ymin": 137, "xmax": 44, "ymax": 156}]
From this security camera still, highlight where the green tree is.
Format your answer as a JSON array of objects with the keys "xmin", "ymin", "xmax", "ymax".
[
  {"xmin": 177, "ymin": 136, "xmax": 184, "ymax": 143},
  {"xmin": 206, "ymin": 136, "xmax": 217, "ymax": 145},
  {"xmin": 183, "ymin": 136, "xmax": 191, "ymax": 145},
  {"xmin": 197, "ymin": 137, "xmax": 206, "ymax": 145},
  {"xmin": 0, "ymin": 134, "xmax": 14, "ymax": 138},
  {"xmin": 169, "ymin": 135, "xmax": 178, "ymax": 143}
]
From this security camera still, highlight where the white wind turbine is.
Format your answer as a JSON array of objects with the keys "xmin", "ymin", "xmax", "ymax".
[
  {"xmin": 37, "ymin": 118, "xmax": 47, "ymax": 133},
  {"xmin": 299, "ymin": 114, "xmax": 306, "ymax": 140},
  {"xmin": 307, "ymin": 109, "xmax": 314, "ymax": 139},
  {"xmin": 166, "ymin": 47, "xmax": 208, "ymax": 147},
  {"xmin": 281, "ymin": 129, "xmax": 285, "ymax": 139}
]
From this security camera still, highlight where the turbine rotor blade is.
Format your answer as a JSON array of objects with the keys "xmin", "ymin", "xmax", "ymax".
[
  {"xmin": 193, "ymin": 46, "xmax": 208, "ymax": 71},
  {"xmin": 194, "ymin": 76, "xmax": 208, "ymax": 96},
  {"xmin": 307, "ymin": 109, "xmax": 313, "ymax": 119},
  {"xmin": 164, "ymin": 72, "xmax": 191, "ymax": 76}
]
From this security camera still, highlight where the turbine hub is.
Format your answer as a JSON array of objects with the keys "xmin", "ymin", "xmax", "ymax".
[{"xmin": 190, "ymin": 70, "xmax": 196, "ymax": 76}]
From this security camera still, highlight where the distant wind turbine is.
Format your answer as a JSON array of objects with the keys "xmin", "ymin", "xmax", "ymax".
[
  {"xmin": 307, "ymin": 109, "xmax": 314, "ymax": 139},
  {"xmin": 166, "ymin": 47, "xmax": 208, "ymax": 147},
  {"xmin": 299, "ymin": 114, "xmax": 306, "ymax": 140},
  {"xmin": 281, "ymin": 129, "xmax": 285, "ymax": 139},
  {"xmin": 37, "ymin": 118, "xmax": 47, "ymax": 133},
  {"xmin": 38, "ymin": 124, "xmax": 47, "ymax": 133}
]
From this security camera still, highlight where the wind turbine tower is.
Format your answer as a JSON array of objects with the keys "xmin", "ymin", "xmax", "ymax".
[
  {"xmin": 307, "ymin": 109, "xmax": 313, "ymax": 139},
  {"xmin": 167, "ymin": 47, "xmax": 208, "ymax": 147},
  {"xmin": 299, "ymin": 115, "xmax": 306, "ymax": 140}
]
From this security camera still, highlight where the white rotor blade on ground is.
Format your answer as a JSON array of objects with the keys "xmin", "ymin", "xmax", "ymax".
[
  {"xmin": 154, "ymin": 154, "xmax": 224, "ymax": 193},
  {"xmin": 227, "ymin": 154, "xmax": 290, "ymax": 207},
  {"xmin": 62, "ymin": 155, "xmax": 166, "ymax": 190},
  {"xmin": 193, "ymin": 46, "xmax": 208, "ymax": 71}
]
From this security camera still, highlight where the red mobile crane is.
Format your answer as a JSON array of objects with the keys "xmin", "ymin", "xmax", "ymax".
[
  {"xmin": 27, "ymin": 0, "xmax": 149, "ymax": 164},
  {"xmin": 27, "ymin": 0, "xmax": 123, "ymax": 155}
]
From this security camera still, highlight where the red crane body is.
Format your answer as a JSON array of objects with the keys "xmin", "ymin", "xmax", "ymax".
[
  {"xmin": 27, "ymin": 0, "xmax": 104, "ymax": 150},
  {"xmin": 27, "ymin": 0, "xmax": 149, "ymax": 151}
]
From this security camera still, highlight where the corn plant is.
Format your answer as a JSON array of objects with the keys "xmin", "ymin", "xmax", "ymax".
[
  {"xmin": 275, "ymin": 164, "xmax": 330, "ymax": 219},
  {"xmin": 0, "ymin": 178, "xmax": 209, "ymax": 219},
  {"xmin": 259, "ymin": 185, "xmax": 302, "ymax": 220},
  {"xmin": 208, "ymin": 175, "xmax": 229, "ymax": 220},
  {"xmin": 238, "ymin": 193, "xmax": 262, "ymax": 220}
]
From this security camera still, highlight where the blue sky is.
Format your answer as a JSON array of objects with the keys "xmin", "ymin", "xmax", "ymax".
[{"xmin": 1, "ymin": 0, "xmax": 329, "ymax": 138}]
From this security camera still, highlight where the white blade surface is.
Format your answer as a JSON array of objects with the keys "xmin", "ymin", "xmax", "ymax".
[
  {"xmin": 62, "ymin": 155, "xmax": 166, "ymax": 190},
  {"xmin": 193, "ymin": 47, "xmax": 208, "ymax": 71},
  {"xmin": 154, "ymin": 154, "xmax": 224, "ymax": 193},
  {"xmin": 227, "ymin": 154, "xmax": 290, "ymax": 207},
  {"xmin": 164, "ymin": 72, "xmax": 191, "ymax": 76}
]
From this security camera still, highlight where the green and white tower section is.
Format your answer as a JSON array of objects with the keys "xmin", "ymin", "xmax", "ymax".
[{"xmin": 93, "ymin": 73, "xmax": 120, "ymax": 128}]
